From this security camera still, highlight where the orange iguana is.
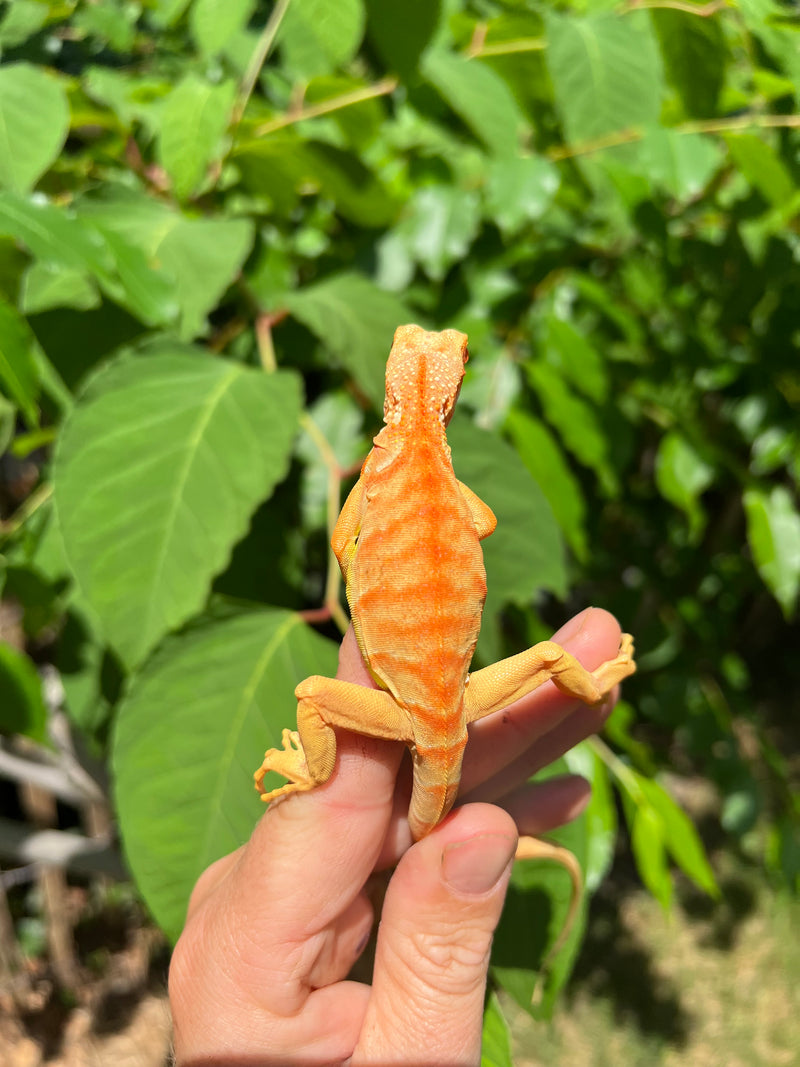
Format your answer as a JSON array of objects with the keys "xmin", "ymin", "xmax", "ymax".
[{"xmin": 255, "ymin": 325, "xmax": 635, "ymax": 943}]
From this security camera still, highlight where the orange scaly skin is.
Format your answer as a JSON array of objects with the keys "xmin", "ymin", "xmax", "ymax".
[{"xmin": 254, "ymin": 324, "xmax": 636, "ymax": 851}]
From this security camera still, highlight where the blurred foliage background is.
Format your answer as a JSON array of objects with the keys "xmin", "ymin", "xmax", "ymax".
[{"xmin": 0, "ymin": 0, "xmax": 798, "ymax": 1061}]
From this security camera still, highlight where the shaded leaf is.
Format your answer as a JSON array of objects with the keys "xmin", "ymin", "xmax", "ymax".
[
  {"xmin": 364, "ymin": 0, "xmax": 440, "ymax": 80},
  {"xmin": 53, "ymin": 352, "xmax": 303, "ymax": 668},
  {"xmin": 0, "ymin": 298, "xmax": 39, "ymax": 427},
  {"xmin": 0, "ymin": 644, "xmax": 47, "ymax": 742},
  {"xmin": 422, "ymin": 50, "xmax": 528, "ymax": 156},
  {"xmin": 505, "ymin": 409, "xmax": 587, "ymax": 561},
  {"xmin": 652, "ymin": 7, "xmax": 726, "ymax": 117},
  {"xmin": 113, "ymin": 606, "xmax": 338, "ymax": 941},
  {"xmin": 0, "ymin": 64, "xmax": 70, "ymax": 192},
  {"xmin": 286, "ymin": 273, "xmax": 412, "ymax": 408},
  {"xmin": 527, "ymin": 362, "xmax": 618, "ymax": 495},
  {"xmin": 543, "ymin": 316, "xmax": 607, "ymax": 404},
  {"xmin": 448, "ymin": 416, "xmax": 567, "ymax": 663}
]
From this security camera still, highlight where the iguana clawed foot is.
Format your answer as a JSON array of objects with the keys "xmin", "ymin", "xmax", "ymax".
[
  {"xmin": 591, "ymin": 632, "xmax": 635, "ymax": 697},
  {"xmin": 254, "ymin": 728, "xmax": 315, "ymax": 803}
]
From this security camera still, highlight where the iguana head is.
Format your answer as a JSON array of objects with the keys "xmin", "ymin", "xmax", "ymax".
[{"xmin": 384, "ymin": 324, "xmax": 469, "ymax": 428}]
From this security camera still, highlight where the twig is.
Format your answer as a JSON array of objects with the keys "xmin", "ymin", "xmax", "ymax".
[
  {"xmin": 547, "ymin": 113, "xmax": 800, "ymax": 162},
  {"xmin": 0, "ymin": 482, "xmax": 52, "ymax": 538},
  {"xmin": 254, "ymin": 313, "xmax": 350, "ymax": 634},
  {"xmin": 622, "ymin": 0, "xmax": 728, "ymax": 14},
  {"xmin": 253, "ymin": 76, "xmax": 399, "ymax": 137},
  {"xmin": 231, "ymin": 0, "xmax": 293, "ymax": 128}
]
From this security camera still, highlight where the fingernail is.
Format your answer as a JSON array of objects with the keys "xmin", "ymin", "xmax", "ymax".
[
  {"xmin": 553, "ymin": 607, "xmax": 594, "ymax": 644},
  {"xmin": 442, "ymin": 834, "xmax": 516, "ymax": 895}
]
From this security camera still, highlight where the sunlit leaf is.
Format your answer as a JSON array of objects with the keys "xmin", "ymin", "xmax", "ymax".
[
  {"xmin": 190, "ymin": 0, "xmax": 255, "ymax": 57},
  {"xmin": 277, "ymin": 0, "xmax": 365, "ymax": 77},
  {"xmin": 113, "ymin": 606, "xmax": 338, "ymax": 941},
  {"xmin": 744, "ymin": 485, "xmax": 800, "ymax": 618},
  {"xmin": 545, "ymin": 11, "xmax": 662, "ymax": 145},
  {"xmin": 158, "ymin": 75, "xmax": 235, "ymax": 200},
  {"xmin": 0, "ymin": 64, "xmax": 69, "ymax": 192},
  {"xmin": 53, "ymin": 352, "xmax": 303, "ymax": 667}
]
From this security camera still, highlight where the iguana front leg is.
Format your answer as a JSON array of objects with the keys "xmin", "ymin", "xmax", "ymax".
[{"xmin": 254, "ymin": 676, "xmax": 411, "ymax": 802}]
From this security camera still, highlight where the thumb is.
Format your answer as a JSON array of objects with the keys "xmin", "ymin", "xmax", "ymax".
[{"xmin": 354, "ymin": 804, "xmax": 517, "ymax": 1067}]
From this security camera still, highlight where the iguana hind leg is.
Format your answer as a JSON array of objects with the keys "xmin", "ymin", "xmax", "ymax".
[
  {"xmin": 516, "ymin": 835, "xmax": 582, "ymax": 997},
  {"xmin": 254, "ymin": 675, "xmax": 411, "ymax": 803},
  {"xmin": 464, "ymin": 633, "xmax": 635, "ymax": 723}
]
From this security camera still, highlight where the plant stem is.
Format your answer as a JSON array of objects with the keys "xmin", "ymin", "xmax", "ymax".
[
  {"xmin": 253, "ymin": 76, "xmax": 398, "ymax": 137},
  {"xmin": 231, "ymin": 0, "xmax": 293, "ymax": 128}
]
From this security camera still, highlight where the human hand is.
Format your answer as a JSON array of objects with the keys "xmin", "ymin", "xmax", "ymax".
[{"xmin": 169, "ymin": 607, "xmax": 623, "ymax": 1066}]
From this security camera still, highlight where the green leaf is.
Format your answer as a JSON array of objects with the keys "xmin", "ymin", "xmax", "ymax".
[
  {"xmin": 544, "ymin": 12, "xmax": 663, "ymax": 146},
  {"xmin": 505, "ymin": 410, "xmax": 587, "ymax": 561},
  {"xmin": 655, "ymin": 430, "xmax": 715, "ymax": 538},
  {"xmin": 158, "ymin": 75, "xmax": 235, "ymax": 200},
  {"xmin": 0, "ymin": 298, "xmax": 39, "ymax": 427},
  {"xmin": 448, "ymin": 417, "xmax": 567, "ymax": 662},
  {"xmin": 286, "ymin": 273, "xmax": 412, "ymax": 408},
  {"xmin": 744, "ymin": 485, "xmax": 800, "ymax": 618},
  {"xmin": 0, "ymin": 393, "xmax": 14, "ymax": 454},
  {"xmin": 639, "ymin": 128, "xmax": 724, "ymax": 202},
  {"xmin": 53, "ymin": 352, "xmax": 303, "ymax": 668},
  {"xmin": 0, "ymin": 643, "xmax": 47, "ymax": 742},
  {"xmin": 526, "ymin": 362, "xmax": 618, "ymax": 496},
  {"xmin": 652, "ymin": 7, "xmax": 726, "ymax": 118},
  {"xmin": 422, "ymin": 50, "xmax": 529, "ymax": 156},
  {"xmin": 0, "ymin": 1, "xmax": 49, "ymax": 48},
  {"xmin": 484, "ymin": 156, "xmax": 560, "ymax": 235},
  {"xmin": 639, "ymin": 777, "xmax": 719, "ymax": 897},
  {"xmin": 565, "ymin": 742, "xmax": 617, "ymax": 892},
  {"xmin": 725, "ymin": 134, "xmax": 795, "ymax": 208},
  {"xmin": 0, "ymin": 64, "xmax": 70, "ymax": 192},
  {"xmin": 21, "ymin": 261, "xmax": 100, "ymax": 314},
  {"xmin": 190, "ymin": 0, "xmax": 256, "ymax": 57},
  {"xmin": 364, "ymin": 0, "xmax": 441, "ymax": 80},
  {"xmin": 0, "ymin": 192, "xmax": 178, "ymax": 326},
  {"xmin": 492, "ymin": 769, "xmax": 587, "ymax": 1017},
  {"xmin": 277, "ymin": 0, "xmax": 365, "ymax": 77},
  {"xmin": 113, "ymin": 606, "xmax": 338, "ymax": 942},
  {"xmin": 77, "ymin": 188, "xmax": 253, "ymax": 338},
  {"xmin": 481, "ymin": 993, "xmax": 513, "ymax": 1067},
  {"xmin": 543, "ymin": 316, "xmax": 607, "ymax": 403},
  {"xmin": 631, "ymin": 801, "xmax": 672, "ymax": 909},
  {"xmin": 396, "ymin": 185, "xmax": 481, "ymax": 281}
]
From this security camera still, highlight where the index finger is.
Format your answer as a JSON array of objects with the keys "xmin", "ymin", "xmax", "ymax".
[{"xmin": 185, "ymin": 628, "xmax": 402, "ymax": 999}]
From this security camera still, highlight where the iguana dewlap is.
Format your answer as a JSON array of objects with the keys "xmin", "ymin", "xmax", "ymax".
[{"xmin": 254, "ymin": 324, "xmax": 636, "ymax": 848}]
